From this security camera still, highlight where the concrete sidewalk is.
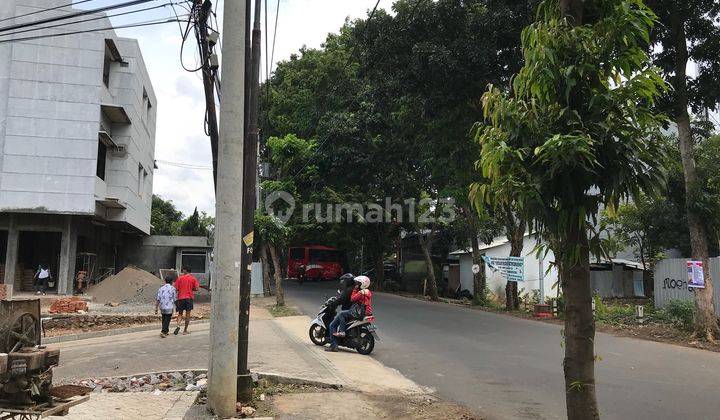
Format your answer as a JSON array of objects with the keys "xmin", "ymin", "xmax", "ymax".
[
  {"xmin": 48, "ymin": 306, "xmax": 430, "ymax": 419},
  {"xmin": 52, "ymin": 307, "xmax": 343, "ymax": 386}
]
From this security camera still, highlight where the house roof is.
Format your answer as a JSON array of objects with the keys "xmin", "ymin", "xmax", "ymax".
[
  {"xmin": 449, "ymin": 233, "xmax": 533, "ymax": 255},
  {"xmin": 590, "ymin": 258, "xmax": 645, "ymax": 271}
]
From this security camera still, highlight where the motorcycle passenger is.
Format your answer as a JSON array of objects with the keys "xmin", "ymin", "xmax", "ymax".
[{"xmin": 326, "ymin": 275, "xmax": 373, "ymax": 352}]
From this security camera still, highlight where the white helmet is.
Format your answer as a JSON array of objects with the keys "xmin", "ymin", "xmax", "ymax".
[{"xmin": 355, "ymin": 275, "xmax": 371, "ymax": 290}]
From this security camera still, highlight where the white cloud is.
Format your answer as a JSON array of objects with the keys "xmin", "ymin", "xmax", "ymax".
[{"xmin": 96, "ymin": 0, "xmax": 384, "ymax": 216}]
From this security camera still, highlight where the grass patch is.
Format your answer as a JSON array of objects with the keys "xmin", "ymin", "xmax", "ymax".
[{"xmin": 268, "ymin": 305, "xmax": 300, "ymax": 317}]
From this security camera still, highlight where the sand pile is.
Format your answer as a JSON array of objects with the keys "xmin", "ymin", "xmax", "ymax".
[{"xmin": 87, "ymin": 266, "xmax": 164, "ymax": 305}]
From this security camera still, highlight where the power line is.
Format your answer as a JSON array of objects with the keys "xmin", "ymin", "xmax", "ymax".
[
  {"xmin": 264, "ymin": 0, "xmax": 269, "ymax": 83},
  {"xmin": 269, "ymin": 0, "xmax": 280, "ymax": 76},
  {"xmin": 0, "ymin": 2, "xmax": 179, "ymax": 39},
  {"xmin": 0, "ymin": 0, "xmax": 97, "ymax": 24},
  {"xmin": 0, "ymin": 0, "xmax": 157, "ymax": 34},
  {"xmin": 0, "ymin": 17, "xmax": 184, "ymax": 44},
  {"xmin": 156, "ymin": 159, "xmax": 213, "ymax": 170}
]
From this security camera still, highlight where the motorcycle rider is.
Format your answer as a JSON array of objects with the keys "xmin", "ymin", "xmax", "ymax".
[
  {"xmin": 324, "ymin": 273, "xmax": 356, "ymax": 339},
  {"xmin": 326, "ymin": 275, "xmax": 373, "ymax": 352}
]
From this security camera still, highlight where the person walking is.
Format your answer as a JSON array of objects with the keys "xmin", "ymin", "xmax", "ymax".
[
  {"xmin": 34, "ymin": 265, "xmax": 52, "ymax": 295},
  {"xmin": 173, "ymin": 266, "xmax": 199, "ymax": 335},
  {"xmin": 155, "ymin": 276, "xmax": 177, "ymax": 338}
]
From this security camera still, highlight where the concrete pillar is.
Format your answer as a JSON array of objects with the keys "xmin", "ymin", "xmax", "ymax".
[
  {"xmin": 4, "ymin": 215, "xmax": 18, "ymax": 287},
  {"xmin": 57, "ymin": 216, "xmax": 75, "ymax": 295},
  {"xmin": 208, "ymin": 0, "xmax": 245, "ymax": 414}
]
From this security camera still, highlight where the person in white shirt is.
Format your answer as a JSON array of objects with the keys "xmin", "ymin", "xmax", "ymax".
[
  {"xmin": 34, "ymin": 265, "xmax": 52, "ymax": 295},
  {"xmin": 155, "ymin": 276, "xmax": 178, "ymax": 338}
]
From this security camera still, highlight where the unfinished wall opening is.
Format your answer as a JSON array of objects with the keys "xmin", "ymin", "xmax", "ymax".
[
  {"xmin": 0, "ymin": 230, "xmax": 7, "ymax": 283},
  {"xmin": 181, "ymin": 250, "xmax": 207, "ymax": 274},
  {"xmin": 16, "ymin": 231, "xmax": 62, "ymax": 293},
  {"xmin": 96, "ymin": 138, "xmax": 107, "ymax": 180}
]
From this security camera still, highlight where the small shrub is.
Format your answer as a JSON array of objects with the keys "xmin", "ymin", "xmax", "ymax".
[
  {"xmin": 383, "ymin": 280, "xmax": 399, "ymax": 292},
  {"xmin": 664, "ymin": 299, "xmax": 695, "ymax": 330}
]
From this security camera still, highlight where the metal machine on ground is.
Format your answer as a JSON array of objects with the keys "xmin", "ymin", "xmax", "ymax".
[{"xmin": 0, "ymin": 299, "xmax": 89, "ymax": 419}]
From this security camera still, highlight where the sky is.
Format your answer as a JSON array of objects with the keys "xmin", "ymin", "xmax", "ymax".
[{"xmin": 81, "ymin": 0, "xmax": 385, "ymax": 217}]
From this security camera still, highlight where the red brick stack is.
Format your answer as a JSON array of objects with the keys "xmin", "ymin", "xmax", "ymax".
[{"xmin": 49, "ymin": 297, "xmax": 89, "ymax": 314}]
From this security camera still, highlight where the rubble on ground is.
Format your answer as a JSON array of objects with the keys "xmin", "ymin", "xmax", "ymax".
[
  {"xmin": 85, "ymin": 266, "xmax": 164, "ymax": 305},
  {"xmin": 68, "ymin": 371, "xmax": 208, "ymax": 394},
  {"xmin": 49, "ymin": 297, "xmax": 89, "ymax": 313},
  {"xmin": 43, "ymin": 314, "xmax": 158, "ymax": 331}
]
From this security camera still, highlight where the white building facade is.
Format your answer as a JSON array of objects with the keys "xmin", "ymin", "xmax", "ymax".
[
  {"xmin": 451, "ymin": 235, "xmax": 560, "ymax": 302},
  {"xmin": 0, "ymin": 0, "xmax": 157, "ymax": 294}
]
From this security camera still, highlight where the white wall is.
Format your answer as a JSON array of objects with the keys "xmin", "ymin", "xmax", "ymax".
[
  {"xmin": 458, "ymin": 235, "xmax": 559, "ymax": 301},
  {"xmin": 0, "ymin": 0, "xmax": 156, "ymax": 234}
]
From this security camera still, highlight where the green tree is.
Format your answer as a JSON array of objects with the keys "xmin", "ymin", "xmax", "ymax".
[
  {"xmin": 255, "ymin": 211, "xmax": 291, "ymax": 306},
  {"xmin": 475, "ymin": 0, "xmax": 667, "ymax": 417},
  {"xmin": 645, "ymin": 0, "xmax": 720, "ymax": 339},
  {"xmin": 151, "ymin": 194, "xmax": 183, "ymax": 235},
  {"xmin": 180, "ymin": 208, "xmax": 207, "ymax": 237}
]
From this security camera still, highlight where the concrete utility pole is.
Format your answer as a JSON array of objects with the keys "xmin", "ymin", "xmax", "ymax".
[
  {"xmin": 207, "ymin": 0, "xmax": 245, "ymax": 417},
  {"xmin": 236, "ymin": 0, "xmax": 262, "ymax": 403}
]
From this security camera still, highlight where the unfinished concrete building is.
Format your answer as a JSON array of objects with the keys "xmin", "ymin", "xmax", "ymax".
[{"xmin": 0, "ymin": 0, "xmax": 157, "ymax": 295}]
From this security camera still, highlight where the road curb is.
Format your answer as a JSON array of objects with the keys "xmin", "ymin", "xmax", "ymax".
[
  {"xmin": 64, "ymin": 368, "xmax": 342, "ymax": 390},
  {"xmin": 43, "ymin": 320, "xmax": 211, "ymax": 344},
  {"xmin": 269, "ymin": 316, "xmax": 349, "ymax": 387}
]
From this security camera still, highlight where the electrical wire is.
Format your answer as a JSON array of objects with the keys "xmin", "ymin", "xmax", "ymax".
[
  {"xmin": 0, "ymin": 0, "xmax": 97, "ymax": 24},
  {"xmin": 156, "ymin": 159, "xmax": 213, "ymax": 170},
  {"xmin": 264, "ymin": 0, "xmax": 269, "ymax": 83},
  {"xmin": 178, "ymin": 1, "xmax": 205, "ymax": 72},
  {"xmin": 0, "ymin": 17, "xmax": 184, "ymax": 44},
  {"xmin": 268, "ymin": 0, "xmax": 280, "ymax": 76},
  {"xmin": 0, "ymin": 0, "xmax": 158, "ymax": 34},
  {"xmin": 0, "ymin": 2, "xmax": 180, "ymax": 39}
]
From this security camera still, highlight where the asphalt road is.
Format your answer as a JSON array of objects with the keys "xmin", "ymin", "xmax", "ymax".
[{"xmin": 284, "ymin": 281, "xmax": 720, "ymax": 420}]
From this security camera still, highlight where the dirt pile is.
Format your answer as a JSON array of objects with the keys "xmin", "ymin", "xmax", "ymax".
[{"xmin": 86, "ymin": 266, "xmax": 163, "ymax": 305}]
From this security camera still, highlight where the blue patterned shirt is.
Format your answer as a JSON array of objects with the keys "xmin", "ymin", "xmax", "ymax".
[{"xmin": 156, "ymin": 284, "xmax": 177, "ymax": 314}]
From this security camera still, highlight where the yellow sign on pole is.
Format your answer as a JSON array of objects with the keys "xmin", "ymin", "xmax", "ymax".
[{"xmin": 243, "ymin": 231, "xmax": 254, "ymax": 248}]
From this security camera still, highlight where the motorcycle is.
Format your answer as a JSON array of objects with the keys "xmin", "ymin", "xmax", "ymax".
[{"xmin": 308, "ymin": 296, "xmax": 378, "ymax": 355}]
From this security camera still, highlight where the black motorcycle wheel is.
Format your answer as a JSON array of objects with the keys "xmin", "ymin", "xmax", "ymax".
[
  {"xmin": 356, "ymin": 327, "xmax": 375, "ymax": 355},
  {"xmin": 309, "ymin": 324, "xmax": 327, "ymax": 346}
]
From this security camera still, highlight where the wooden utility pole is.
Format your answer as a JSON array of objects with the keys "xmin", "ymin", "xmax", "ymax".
[
  {"xmin": 236, "ymin": 0, "xmax": 262, "ymax": 403},
  {"xmin": 194, "ymin": 0, "xmax": 219, "ymax": 189},
  {"xmin": 207, "ymin": 0, "xmax": 245, "ymax": 416}
]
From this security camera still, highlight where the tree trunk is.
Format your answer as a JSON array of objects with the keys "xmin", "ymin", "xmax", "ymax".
[
  {"xmin": 268, "ymin": 244, "xmax": 284, "ymax": 307},
  {"xmin": 560, "ymin": 0, "xmax": 583, "ymax": 25},
  {"xmin": 374, "ymin": 252, "xmax": 385, "ymax": 291},
  {"xmin": 260, "ymin": 243, "xmax": 272, "ymax": 297},
  {"xmin": 419, "ymin": 232, "xmax": 439, "ymax": 301},
  {"xmin": 504, "ymin": 208, "xmax": 525, "ymax": 311},
  {"xmin": 672, "ymin": 14, "xmax": 718, "ymax": 340},
  {"xmin": 469, "ymin": 228, "xmax": 486, "ymax": 305},
  {"xmin": 556, "ymin": 2, "xmax": 599, "ymax": 417},
  {"xmin": 562, "ymin": 225, "xmax": 599, "ymax": 420},
  {"xmin": 464, "ymin": 208, "xmax": 487, "ymax": 305}
]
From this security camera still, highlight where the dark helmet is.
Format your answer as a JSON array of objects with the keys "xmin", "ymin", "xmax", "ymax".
[{"xmin": 339, "ymin": 273, "xmax": 355, "ymax": 289}]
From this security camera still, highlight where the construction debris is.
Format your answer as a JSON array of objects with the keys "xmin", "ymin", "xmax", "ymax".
[
  {"xmin": 68, "ymin": 372, "xmax": 209, "ymax": 394},
  {"xmin": 49, "ymin": 297, "xmax": 89, "ymax": 314},
  {"xmin": 86, "ymin": 266, "xmax": 164, "ymax": 305}
]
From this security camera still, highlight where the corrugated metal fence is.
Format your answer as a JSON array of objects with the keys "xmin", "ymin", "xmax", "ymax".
[{"xmin": 654, "ymin": 258, "xmax": 720, "ymax": 315}]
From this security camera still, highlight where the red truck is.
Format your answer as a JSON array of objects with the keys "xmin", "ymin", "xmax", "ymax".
[{"xmin": 288, "ymin": 245, "xmax": 343, "ymax": 283}]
